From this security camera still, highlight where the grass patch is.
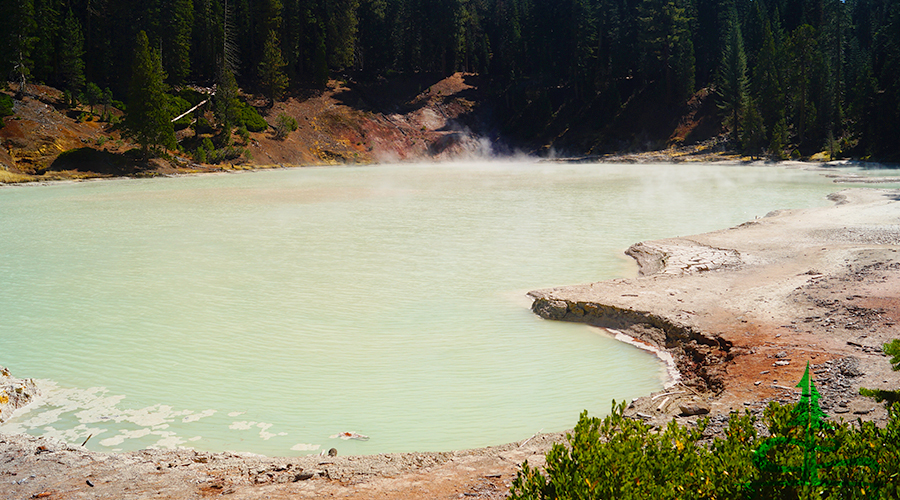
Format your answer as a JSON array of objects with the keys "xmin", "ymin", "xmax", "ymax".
[{"xmin": 0, "ymin": 169, "xmax": 33, "ymax": 183}]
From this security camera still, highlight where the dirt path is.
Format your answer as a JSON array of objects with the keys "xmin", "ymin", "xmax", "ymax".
[{"xmin": 3, "ymin": 188, "xmax": 900, "ymax": 499}]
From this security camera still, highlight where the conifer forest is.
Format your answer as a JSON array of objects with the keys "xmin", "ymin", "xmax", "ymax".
[{"xmin": 2, "ymin": 0, "xmax": 900, "ymax": 159}]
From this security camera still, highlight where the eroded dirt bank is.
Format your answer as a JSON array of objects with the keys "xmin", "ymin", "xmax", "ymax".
[
  {"xmin": 531, "ymin": 188, "xmax": 900, "ymax": 429},
  {"xmin": 3, "ymin": 188, "xmax": 900, "ymax": 499}
]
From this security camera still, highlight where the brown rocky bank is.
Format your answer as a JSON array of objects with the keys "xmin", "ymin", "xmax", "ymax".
[
  {"xmin": 532, "ymin": 188, "xmax": 900, "ymax": 428},
  {"xmin": 1, "ymin": 73, "xmax": 492, "ymax": 183},
  {"xmin": 2, "ymin": 188, "xmax": 900, "ymax": 499}
]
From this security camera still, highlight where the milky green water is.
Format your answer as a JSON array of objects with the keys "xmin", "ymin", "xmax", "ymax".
[{"xmin": 0, "ymin": 162, "xmax": 854, "ymax": 456}]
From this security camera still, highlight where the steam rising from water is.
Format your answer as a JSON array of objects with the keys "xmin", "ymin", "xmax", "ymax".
[{"xmin": 0, "ymin": 162, "xmax": 858, "ymax": 455}]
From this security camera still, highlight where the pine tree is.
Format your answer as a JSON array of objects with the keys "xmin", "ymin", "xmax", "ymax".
[
  {"xmin": 716, "ymin": 7, "xmax": 749, "ymax": 145},
  {"xmin": 213, "ymin": 62, "xmax": 241, "ymax": 145},
  {"xmin": 753, "ymin": 14, "xmax": 786, "ymax": 142},
  {"xmin": 58, "ymin": 9, "xmax": 86, "ymax": 101},
  {"xmin": 785, "ymin": 24, "xmax": 818, "ymax": 148},
  {"xmin": 31, "ymin": 0, "xmax": 60, "ymax": 84},
  {"xmin": 355, "ymin": 0, "xmax": 391, "ymax": 74},
  {"xmin": 638, "ymin": 0, "xmax": 695, "ymax": 104},
  {"xmin": 259, "ymin": 29, "xmax": 288, "ymax": 103},
  {"xmin": 191, "ymin": 0, "xmax": 220, "ymax": 82},
  {"xmin": 85, "ymin": 82, "xmax": 102, "ymax": 114},
  {"xmin": 125, "ymin": 31, "xmax": 176, "ymax": 157},
  {"xmin": 2, "ymin": 0, "xmax": 38, "ymax": 97},
  {"xmin": 165, "ymin": 0, "xmax": 194, "ymax": 85},
  {"xmin": 740, "ymin": 97, "xmax": 766, "ymax": 156}
]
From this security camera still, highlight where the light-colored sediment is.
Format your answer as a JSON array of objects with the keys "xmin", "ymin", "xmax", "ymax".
[
  {"xmin": 2, "ymin": 188, "xmax": 899, "ymax": 499},
  {"xmin": 0, "ymin": 367, "xmax": 38, "ymax": 424},
  {"xmin": 530, "ymin": 188, "xmax": 900, "ymax": 426}
]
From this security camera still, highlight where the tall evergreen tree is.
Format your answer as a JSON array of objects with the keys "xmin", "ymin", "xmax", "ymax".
[
  {"xmin": 58, "ymin": 9, "xmax": 86, "ymax": 102},
  {"xmin": 165, "ymin": 0, "xmax": 194, "ymax": 85},
  {"xmin": 753, "ymin": 12, "xmax": 787, "ymax": 142},
  {"xmin": 355, "ymin": 0, "xmax": 391, "ymax": 73},
  {"xmin": 213, "ymin": 61, "xmax": 241, "ymax": 144},
  {"xmin": 638, "ymin": 0, "xmax": 695, "ymax": 104},
  {"xmin": 716, "ymin": 6, "xmax": 749, "ymax": 145},
  {"xmin": 1, "ymin": 0, "xmax": 38, "ymax": 96},
  {"xmin": 125, "ymin": 31, "xmax": 176, "ymax": 156},
  {"xmin": 259, "ymin": 29, "xmax": 288, "ymax": 102},
  {"xmin": 785, "ymin": 24, "xmax": 818, "ymax": 148},
  {"xmin": 30, "ymin": 0, "xmax": 60, "ymax": 84}
]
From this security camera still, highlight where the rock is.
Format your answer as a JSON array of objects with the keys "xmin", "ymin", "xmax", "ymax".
[
  {"xmin": 679, "ymin": 404, "xmax": 710, "ymax": 416},
  {"xmin": 532, "ymin": 299, "xmax": 569, "ymax": 320},
  {"xmin": 836, "ymin": 357, "xmax": 864, "ymax": 378},
  {"xmin": 0, "ymin": 366, "xmax": 39, "ymax": 423}
]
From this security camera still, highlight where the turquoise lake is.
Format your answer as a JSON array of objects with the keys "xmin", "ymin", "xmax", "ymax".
[{"xmin": 0, "ymin": 161, "xmax": 863, "ymax": 455}]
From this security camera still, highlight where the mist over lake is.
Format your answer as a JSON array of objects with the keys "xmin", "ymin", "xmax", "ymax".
[{"xmin": 0, "ymin": 161, "xmax": 855, "ymax": 455}]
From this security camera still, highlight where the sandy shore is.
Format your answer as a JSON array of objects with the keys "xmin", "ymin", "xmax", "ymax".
[{"xmin": 2, "ymin": 187, "xmax": 900, "ymax": 499}]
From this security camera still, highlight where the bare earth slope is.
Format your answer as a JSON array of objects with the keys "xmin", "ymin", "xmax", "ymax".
[
  {"xmin": 1, "ymin": 74, "xmax": 490, "ymax": 183},
  {"xmin": 2, "ymin": 189, "xmax": 899, "ymax": 499}
]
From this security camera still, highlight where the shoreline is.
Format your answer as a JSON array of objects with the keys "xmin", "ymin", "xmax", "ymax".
[
  {"xmin": 2, "ymin": 184, "xmax": 900, "ymax": 498},
  {"xmin": 530, "ymin": 187, "xmax": 900, "ymax": 426},
  {"xmin": 3, "ymin": 154, "xmax": 900, "ymax": 189}
]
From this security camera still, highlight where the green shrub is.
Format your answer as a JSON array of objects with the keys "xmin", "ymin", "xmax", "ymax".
[
  {"xmin": 237, "ymin": 125, "xmax": 250, "ymax": 145},
  {"xmin": 205, "ymin": 145, "xmax": 244, "ymax": 164},
  {"xmin": 885, "ymin": 339, "xmax": 900, "ymax": 372},
  {"xmin": 860, "ymin": 339, "xmax": 900, "ymax": 406},
  {"xmin": 238, "ymin": 102, "xmax": 268, "ymax": 132},
  {"xmin": 275, "ymin": 113, "xmax": 298, "ymax": 140},
  {"xmin": 0, "ymin": 94, "xmax": 13, "ymax": 117},
  {"xmin": 167, "ymin": 94, "xmax": 193, "ymax": 130},
  {"xmin": 512, "ymin": 372, "xmax": 900, "ymax": 499},
  {"xmin": 194, "ymin": 117, "xmax": 213, "ymax": 135},
  {"xmin": 178, "ymin": 88, "xmax": 205, "ymax": 106}
]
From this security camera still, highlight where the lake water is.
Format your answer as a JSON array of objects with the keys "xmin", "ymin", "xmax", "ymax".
[{"xmin": 0, "ymin": 161, "xmax": 861, "ymax": 456}]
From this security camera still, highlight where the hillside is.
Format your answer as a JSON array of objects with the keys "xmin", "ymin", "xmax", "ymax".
[{"xmin": 0, "ymin": 74, "xmax": 731, "ymax": 183}]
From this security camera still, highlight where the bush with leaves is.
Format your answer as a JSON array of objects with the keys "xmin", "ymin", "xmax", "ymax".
[
  {"xmin": 275, "ymin": 113, "xmax": 298, "ymax": 140},
  {"xmin": 860, "ymin": 339, "xmax": 900, "ymax": 406},
  {"xmin": 85, "ymin": 83, "xmax": 102, "ymax": 114},
  {"xmin": 512, "ymin": 366, "xmax": 900, "ymax": 499},
  {"xmin": 194, "ymin": 146, "xmax": 207, "ymax": 164},
  {"xmin": 0, "ymin": 94, "xmax": 13, "ymax": 118},
  {"xmin": 237, "ymin": 125, "xmax": 250, "ymax": 145},
  {"xmin": 167, "ymin": 94, "xmax": 193, "ymax": 130},
  {"xmin": 238, "ymin": 103, "xmax": 268, "ymax": 132}
]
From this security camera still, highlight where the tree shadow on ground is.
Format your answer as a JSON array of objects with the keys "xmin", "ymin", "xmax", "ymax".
[
  {"xmin": 333, "ymin": 73, "xmax": 449, "ymax": 114},
  {"xmin": 45, "ymin": 147, "xmax": 154, "ymax": 176}
]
